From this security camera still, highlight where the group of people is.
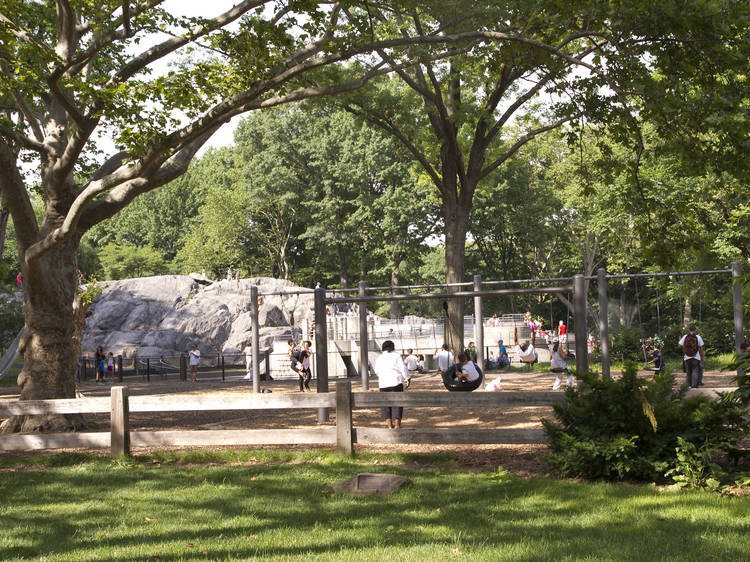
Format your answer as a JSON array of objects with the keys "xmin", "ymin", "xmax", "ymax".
[
  {"xmin": 93, "ymin": 346, "xmax": 115, "ymax": 384},
  {"xmin": 374, "ymin": 340, "xmax": 488, "ymax": 429}
]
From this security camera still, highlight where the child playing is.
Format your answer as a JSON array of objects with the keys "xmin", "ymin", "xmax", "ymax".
[
  {"xmin": 97, "ymin": 356, "xmax": 106, "ymax": 384},
  {"xmin": 106, "ymin": 352, "xmax": 115, "ymax": 382}
]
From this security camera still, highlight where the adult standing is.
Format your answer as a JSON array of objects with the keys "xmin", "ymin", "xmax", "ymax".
[
  {"xmin": 679, "ymin": 325, "xmax": 705, "ymax": 388},
  {"xmin": 466, "ymin": 342, "xmax": 478, "ymax": 363},
  {"xmin": 288, "ymin": 339, "xmax": 306, "ymax": 391},
  {"xmin": 374, "ymin": 340, "xmax": 411, "ymax": 429},
  {"xmin": 433, "ymin": 344, "xmax": 454, "ymax": 375},
  {"xmin": 300, "ymin": 340, "xmax": 313, "ymax": 391},
  {"xmin": 188, "ymin": 344, "xmax": 201, "ymax": 382},
  {"xmin": 558, "ymin": 320, "xmax": 567, "ymax": 343},
  {"xmin": 94, "ymin": 345, "xmax": 105, "ymax": 384},
  {"xmin": 16, "ymin": 272, "xmax": 22, "ymax": 290}
]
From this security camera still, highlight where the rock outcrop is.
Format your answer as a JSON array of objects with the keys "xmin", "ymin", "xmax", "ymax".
[{"xmin": 82, "ymin": 276, "xmax": 314, "ymax": 358}]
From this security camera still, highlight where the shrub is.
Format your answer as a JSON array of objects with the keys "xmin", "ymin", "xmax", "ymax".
[
  {"xmin": 609, "ymin": 326, "xmax": 644, "ymax": 362},
  {"xmin": 542, "ymin": 363, "xmax": 750, "ymax": 482}
]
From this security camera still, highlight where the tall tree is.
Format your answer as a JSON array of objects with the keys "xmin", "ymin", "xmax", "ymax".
[
  {"xmin": 0, "ymin": 0, "xmax": 465, "ymax": 430},
  {"xmin": 340, "ymin": 0, "xmax": 750, "ymax": 350}
]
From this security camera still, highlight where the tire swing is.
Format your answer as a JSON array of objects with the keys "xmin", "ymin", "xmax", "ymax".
[{"xmin": 442, "ymin": 363, "xmax": 484, "ymax": 392}]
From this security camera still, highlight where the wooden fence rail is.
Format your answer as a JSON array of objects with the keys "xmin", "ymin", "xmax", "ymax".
[{"xmin": 0, "ymin": 381, "xmax": 563, "ymax": 456}]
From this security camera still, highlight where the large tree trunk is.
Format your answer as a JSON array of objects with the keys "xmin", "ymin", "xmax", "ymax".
[
  {"xmin": 390, "ymin": 252, "xmax": 405, "ymax": 319},
  {"xmin": 390, "ymin": 269, "xmax": 400, "ymax": 319},
  {"xmin": 337, "ymin": 242, "xmax": 349, "ymax": 289},
  {"xmin": 444, "ymin": 203, "xmax": 469, "ymax": 353},
  {"xmin": 0, "ymin": 202, "xmax": 8, "ymax": 263},
  {"xmin": 1, "ymin": 240, "xmax": 85, "ymax": 433}
]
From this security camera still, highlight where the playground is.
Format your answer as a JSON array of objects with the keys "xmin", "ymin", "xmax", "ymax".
[{"xmin": 0, "ymin": 361, "xmax": 738, "ymax": 477}]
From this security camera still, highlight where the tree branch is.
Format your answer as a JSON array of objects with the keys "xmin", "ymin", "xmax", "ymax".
[
  {"xmin": 0, "ymin": 125, "xmax": 46, "ymax": 154},
  {"xmin": 110, "ymin": 0, "xmax": 267, "ymax": 86},
  {"xmin": 10, "ymin": 91, "xmax": 45, "ymax": 143},
  {"xmin": 343, "ymin": 103, "xmax": 443, "ymax": 192},
  {"xmin": 0, "ymin": 140, "xmax": 40, "ymax": 253},
  {"xmin": 479, "ymin": 115, "xmax": 578, "ymax": 181},
  {"xmin": 77, "ymin": 127, "xmax": 219, "ymax": 232}
]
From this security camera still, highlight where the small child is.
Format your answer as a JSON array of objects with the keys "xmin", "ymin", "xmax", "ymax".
[
  {"xmin": 97, "ymin": 357, "xmax": 106, "ymax": 384},
  {"xmin": 416, "ymin": 354, "xmax": 425, "ymax": 373},
  {"xmin": 106, "ymin": 352, "xmax": 115, "ymax": 382}
]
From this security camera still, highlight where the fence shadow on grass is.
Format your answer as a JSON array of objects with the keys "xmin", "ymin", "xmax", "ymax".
[{"xmin": 0, "ymin": 459, "xmax": 748, "ymax": 560}]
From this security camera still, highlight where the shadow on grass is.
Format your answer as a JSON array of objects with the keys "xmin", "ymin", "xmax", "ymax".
[{"xmin": 1, "ymin": 457, "xmax": 749, "ymax": 561}]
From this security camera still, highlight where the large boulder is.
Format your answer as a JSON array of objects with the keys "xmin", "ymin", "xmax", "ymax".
[{"xmin": 82, "ymin": 275, "xmax": 316, "ymax": 358}]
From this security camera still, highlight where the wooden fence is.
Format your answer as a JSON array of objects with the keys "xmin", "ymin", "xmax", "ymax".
[{"xmin": 0, "ymin": 381, "xmax": 564, "ymax": 456}]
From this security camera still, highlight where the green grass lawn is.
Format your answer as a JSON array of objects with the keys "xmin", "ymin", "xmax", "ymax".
[{"xmin": 0, "ymin": 449, "xmax": 748, "ymax": 561}]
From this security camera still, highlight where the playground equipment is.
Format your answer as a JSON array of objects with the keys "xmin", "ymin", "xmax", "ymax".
[{"xmin": 0, "ymin": 330, "xmax": 21, "ymax": 380}]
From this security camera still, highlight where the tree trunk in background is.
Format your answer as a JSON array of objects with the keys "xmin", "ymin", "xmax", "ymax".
[
  {"xmin": 682, "ymin": 295, "xmax": 692, "ymax": 329},
  {"xmin": 0, "ymin": 239, "xmax": 85, "ymax": 432},
  {"xmin": 444, "ymin": 205, "xmax": 469, "ymax": 353},
  {"xmin": 337, "ymin": 242, "xmax": 349, "ymax": 288},
  {"xmin": 0, "ymin": 202, "xmax": 8, "ymax": 263},
  {"xmin": 619, "ymin": 284, "xmax": 627, "ymax": 328},
  {"xmin": 390, "ymin": 252, "xmax": 405, "ymax": 318},
  {"xmin": 390, "ymin": 269, "xmax": 400, "ymax": 319}
]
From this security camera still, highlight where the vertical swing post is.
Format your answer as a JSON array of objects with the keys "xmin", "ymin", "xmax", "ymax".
[
  {"xmin": 314, "ymin": 287, "xmax": 329, "ymax": 422},
  {"xmin": 358, "ymin": 281, "xmax": 369, "ymax": 390},
  {"xmin": 732, "ymin": 262, "xmax": 745, "ymax": 377},
  {"xmin": 473, "ymin": 274, "xmax": 484, "ymax": 381},
  {"xmin": 250, "ymin": 285, "xmax": 261, "ymax": 393},
  {"xmin": 573, "ymin": 274, "xmax": 589, "ymax": 374},
  {"xmin": 598, "ymin": 268, "xmax": 610, "ymax": 380}
]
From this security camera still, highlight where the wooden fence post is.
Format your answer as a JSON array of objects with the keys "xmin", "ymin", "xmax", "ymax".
[
  {"xmin": 336, "ymin": 379, "xmax": 353, "ymax": 456},
  {"xmin": 111, "ymin": 386, "xmax": 130, "ymax": 457}
]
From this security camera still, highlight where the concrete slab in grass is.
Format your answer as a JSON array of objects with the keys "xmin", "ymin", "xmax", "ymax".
[{"xmin": 333, "ymin": 473, "xmax": 412, "ymax": 496}]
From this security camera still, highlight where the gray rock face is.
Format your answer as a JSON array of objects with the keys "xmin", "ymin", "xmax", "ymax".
[{"xmin": 82, "ymin": 275, "xmax": 315, "ymax": 358}]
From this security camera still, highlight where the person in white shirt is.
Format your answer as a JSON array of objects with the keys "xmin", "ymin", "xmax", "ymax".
[
  {"xmin": 374, "ymin": 340, "xmax": 411, "ymax": 429},
  {"xmin": 404, "ymin": 349, "xmax": 419, "ymax": 372},
  {"xmin": 243, "ymin": 343, "xmax": 253, "ymax": 381},
  {"xmin": 549, "ymin": 337, "xmax": 573, "ymax": 390},
  {"xmin": 679, "ymin": 325, "xmax": 705, "ymax": 388},
  {"xmin": 188, "ymin": 344, "xmax": 201, "ymax": 382},
  {"xmin": 456, "ymin": 352, "xmax": 481, "ymax": 382},
  {"xmin": 513, "ymin": 327, "xmax": 537, "ymax": 366},
  {"xmin": 433, "ymin": 344, "xmax": 454, "ymax": 374}
]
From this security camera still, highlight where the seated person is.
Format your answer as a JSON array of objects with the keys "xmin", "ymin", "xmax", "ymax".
[
  {"xmin": 486, "ymin": 350, "xmax": 499, "ymax": 369},
  {"xmin": 513, "ymin": 327, "xmax": 537, "ymax": 366},
  {"xmin": 644, "ymin": 346, "xmax": 664, "ymax": 372},
  {"xmin": 497, "ymin": 339, "xmax": 510, "ymax": 367},
  {"xmin": 416, "ymin": 354, "xmax": 425, "ymax": 373},
  {"xmin": 442, "ymin": 352, "xmax": 483, "ymax": 391},
  {"xmin": 455, "ymin": 351, "xmax": 481, "ymax": 383}
]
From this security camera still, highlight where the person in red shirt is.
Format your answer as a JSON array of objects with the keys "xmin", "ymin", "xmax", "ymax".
[{"xmin": 558, "ymin": 320, "xmax": 567, "ymax": 343}]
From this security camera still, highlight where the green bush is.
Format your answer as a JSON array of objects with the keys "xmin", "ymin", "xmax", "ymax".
[
  {"xmin": 609, "ymin": 326, "xmax": 643, "ymax": 362},
  {"xmin": 542, "ymin": 363, "xmax": 750, "ymax": 482}
]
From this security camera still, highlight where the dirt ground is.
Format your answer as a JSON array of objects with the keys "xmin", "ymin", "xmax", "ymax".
[{"xmin": 0, "ymin": 367, "xmax": 740, "ymax": 477}]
